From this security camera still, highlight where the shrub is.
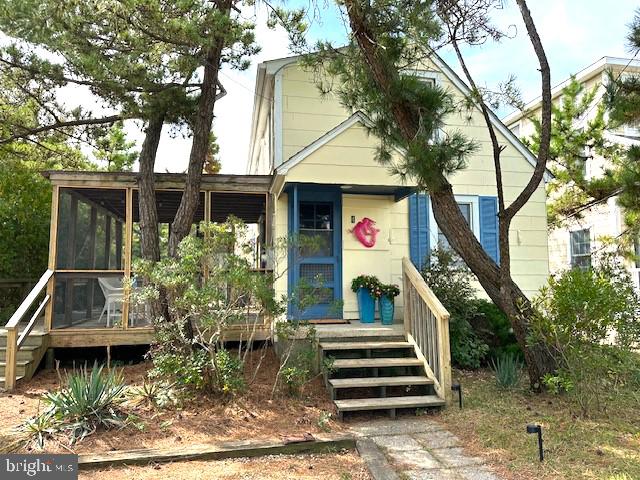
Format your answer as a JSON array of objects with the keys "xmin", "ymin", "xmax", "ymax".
[
  {"xmin": 24, "ymin": 363, "xmax": 129, "ymax": 445},
  {"xmin": 421, "ymin": 248, "xmax": 488, "ymax": 369},
  {"xmin": 490, "ymin": 353, "xmax": 523, "ymax": 389},
  {"xmin": 472, "ymin": 299, "xmax": 521, "ymax": 360},
  {"xmin": 533, "ymin": 256, "xmax": 640, "ymax": 415}
]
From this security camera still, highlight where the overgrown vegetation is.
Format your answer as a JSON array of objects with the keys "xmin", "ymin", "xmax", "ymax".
[
  {"xmin": 532, "ymin": 255, "xmax": 640, "ymax": 415},
  {"xmin": 490, "ymin": 353, "xmax": 523, "ymax": 389}
]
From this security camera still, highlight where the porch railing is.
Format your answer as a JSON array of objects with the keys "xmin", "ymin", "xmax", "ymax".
[
  {"xmin": 3, "ymin": 269, "xmax": 53, "ymax": 390},
  {"xmin": 401, "ymin": 257, "xmax": 452, "ymax": 402}
]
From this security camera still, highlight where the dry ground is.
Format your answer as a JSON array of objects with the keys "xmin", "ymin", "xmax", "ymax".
[
  {"xmin": 79, "ymin": 452, "xmax": 371, "ymax": 480},
  {"xmin": 0, "ymin": 348, "xmax": 345, "ymax": 455},
  {"xmin": 436, "ymin": 369, "xmax": 640, "ymax": 480}
]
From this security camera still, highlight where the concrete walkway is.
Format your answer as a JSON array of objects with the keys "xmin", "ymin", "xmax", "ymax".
[{"xmin": 351, "ymin": 418, "xmax": 503, "ymax": 480}]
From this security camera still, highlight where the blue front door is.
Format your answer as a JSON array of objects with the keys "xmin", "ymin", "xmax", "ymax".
[{"xmin": 289, "ymin": 186, "xmax": 342, "ymax": 319}]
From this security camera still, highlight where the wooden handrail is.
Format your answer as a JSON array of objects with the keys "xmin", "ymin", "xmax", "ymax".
[
  {"xmin": 4, "ymin": 269, "xmax": 53, "ymax": 391},
  {"xmin": 5, "ymin": 270, "xmax": 53, "ymax": 329},
  {"xmin": 402, "ymin": 257, "xmax": 452, "ymax": 403}
]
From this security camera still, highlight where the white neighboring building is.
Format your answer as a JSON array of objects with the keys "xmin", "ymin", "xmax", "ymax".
[{"xmin": 504, "ymin": 57, "xmax": 640, "ymax": 290}]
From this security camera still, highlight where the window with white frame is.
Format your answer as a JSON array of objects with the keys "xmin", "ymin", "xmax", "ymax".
[{"xmin": 570, "ymin": 228, "xmax": 591, "ymax": 269}]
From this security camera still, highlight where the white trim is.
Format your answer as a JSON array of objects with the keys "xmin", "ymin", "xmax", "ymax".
[
  {"xmin": 276, "ymin": 111, "xmax": 377, "ymax": 175},
  {"xmin": 273, "ymin": 69, "xmax": 284, "ymax": 168},
  {"xmin": 428, "ymin": 194, "xmax": 480, "ymax": 248}
]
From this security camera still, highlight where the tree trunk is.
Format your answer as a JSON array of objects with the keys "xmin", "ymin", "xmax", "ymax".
[
  {"xmin": 137, "ymin": 114, "xmax": 164, "ymax": 262},
  {"xmin": 167, "ymin": 32, "xmax": 228, "ymax": 257},
  {"xmin": 136, "ymin": 113, "xmax": 166, "ymax": 323}
]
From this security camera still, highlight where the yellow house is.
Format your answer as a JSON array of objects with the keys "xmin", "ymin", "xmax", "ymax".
[
  {"xmin": 248, "ymin": 52, "xmax": 550, "ymax": 323},
  {"xmin": 3, "ymin": 51, "xmax": 549, "ymax": 417}
]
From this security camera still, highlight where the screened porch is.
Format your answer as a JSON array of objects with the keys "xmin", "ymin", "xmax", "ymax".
[{"xmin": 42, "ymin": 171, "xmax": 272, "ymax": 340}]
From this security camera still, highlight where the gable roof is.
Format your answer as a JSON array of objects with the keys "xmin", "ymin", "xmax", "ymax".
[{"xmin": 257, "ymin": 50, "xmax": 551, "ymax": 181}]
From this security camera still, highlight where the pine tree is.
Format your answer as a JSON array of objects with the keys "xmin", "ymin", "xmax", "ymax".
[{"xmin": 306, "ymin": 0, "xmax": 557, "ymax": 385}]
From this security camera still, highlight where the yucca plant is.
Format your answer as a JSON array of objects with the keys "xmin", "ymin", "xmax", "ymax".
[
  {"xmin": 42, "ymin": 362, "xmax": 128, "ymax": 444},
  {"xmin": 490, "ymin": 353, "xmax": 523, "ymax": 389}
]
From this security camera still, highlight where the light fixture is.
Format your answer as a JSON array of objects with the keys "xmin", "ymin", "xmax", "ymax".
[
  {"xmin": 526, "ymin": 424, "xmax": 544, "ymax": 462},
  {"xmin": 340, "ymin": 185, "xmax": 353, "ymax": 190},
  {"xmin": 451, "ymin": 382, "xmax": 462, "ymax": 409}
]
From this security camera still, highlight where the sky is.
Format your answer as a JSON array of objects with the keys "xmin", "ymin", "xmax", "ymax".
[{"xmin": 117, "ymin": 0, "xmax": 639, "ymax": 175}]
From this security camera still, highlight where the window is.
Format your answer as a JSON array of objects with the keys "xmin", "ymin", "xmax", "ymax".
[
  {"xmin": 299, "ymin": 201, "xmax": 333, "ymax": 257},
  {"xmin": 570, "ymin": 228, "xmax": 591, "ymax": 269},
  {"xmin": 437, "ymin": 202, "xmax": 472, "ymax": 250}
]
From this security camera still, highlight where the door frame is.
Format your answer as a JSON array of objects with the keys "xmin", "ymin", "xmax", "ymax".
[{"xmin": 287, "ymin": 184, "xmax": 343, "ymax": 320}]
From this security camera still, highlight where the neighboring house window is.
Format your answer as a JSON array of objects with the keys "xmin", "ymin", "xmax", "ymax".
[{"xmin": 570, "ymin": 228, "xmax": 591, "ymax": 268}]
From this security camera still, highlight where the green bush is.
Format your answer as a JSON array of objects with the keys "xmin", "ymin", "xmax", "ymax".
[
  {"xmin": 421, "ymin": 248, "xmax": 488, "ymax": 369},
  {"xmin": 472, "ymin": 299, "xmax": 521, "ymax": 360},
  {"xmin": 533, "ymin": 256, "xmax": 640, "ymax": 415},
  {"xmin": 490, "ymin": 352, "xmax": 523, "ymax": 389}
]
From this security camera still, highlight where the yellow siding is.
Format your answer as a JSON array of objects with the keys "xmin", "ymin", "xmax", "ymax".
[{"xmin": 274, "ymin": 59, "xmax": 549, "ymax": 306}]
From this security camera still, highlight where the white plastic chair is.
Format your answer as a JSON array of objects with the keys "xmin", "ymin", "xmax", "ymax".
[{"xmin": 97, "ymin": 277, "xmax": 124, "ymax": 327}]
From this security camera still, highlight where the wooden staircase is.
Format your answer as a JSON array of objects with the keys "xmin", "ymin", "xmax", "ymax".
[
  {"xmin": 321, "ymin": 338, "xmax": 444, "ymax": 420},
  {"xmin": 1, "ymin": 269, "xmax": 53, "ymax": 391},
  {"xmin": 321, "ymin": 258, "xmax": 452, "ymax": 420},
  {"xmin": 0, "ymin": 327, "xmax": 48, "ymax": 388}
]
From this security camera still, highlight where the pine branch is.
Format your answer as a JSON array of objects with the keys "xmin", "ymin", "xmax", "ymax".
[{"xmin": 0, "ymin": 115, "xmax": 124, "ymax": 145}]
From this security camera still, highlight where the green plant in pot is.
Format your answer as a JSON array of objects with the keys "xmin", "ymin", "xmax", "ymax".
[
  {"xmin": 375, "ymin": 283, "xmax": 400, "ymax": 325},
  {"xmin": 351, "ymin": 275, "xmax": 380, "ymax": 323}
]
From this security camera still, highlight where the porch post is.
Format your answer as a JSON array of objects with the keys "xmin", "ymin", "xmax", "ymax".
[
  {"xmin": 122, "ymin": 187, "xmax": 133, "ymax": 329},
  {"xmin": 203, "ymin": 190, "xmax": 211, "ymax": 280},
  {"xmin": 44, "ymin": 185, "xmax": 59, "ymax": 332}
]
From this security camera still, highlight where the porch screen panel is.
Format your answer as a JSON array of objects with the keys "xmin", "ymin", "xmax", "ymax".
[
  {"xmin": 53, "ymin": 188, "xmax": 127, "ymax": 330},
  {"xmin": 56, "ymin": 188, "xmax": 126, "ymax": 270}
]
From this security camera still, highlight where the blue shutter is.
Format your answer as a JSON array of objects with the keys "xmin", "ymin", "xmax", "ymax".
[
  {"xmin": 409, "ymin": 194, "xmax": 430, "ymax": 268},
  {"xmin": 479, "ymin": 196, "xmax": 499, "ymax": 263}
]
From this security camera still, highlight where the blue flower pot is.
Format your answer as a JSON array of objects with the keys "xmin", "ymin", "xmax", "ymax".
[
  {"xmin": 357, "ymin": 288, "xmax": 375, "ymax": 323},
  {"xmin": 379, "ymin": 295, "xmax": 395, "ymax": 325}
]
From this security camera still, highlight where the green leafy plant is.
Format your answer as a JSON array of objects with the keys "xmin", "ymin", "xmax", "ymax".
[
  {"xmin": 533, "ymin": 255, "xmax": 640, "ymax": 414},
  {"xmin": 350, "ymin": 274, "xmax": 381, "ymax": 294},
  {"xmin": 317, "ymin": 411, "xmax": 332, "ymax": 432},
  {"xmin": 421, "ymin": 248, "xmax": 488, "ymax": 369},
  {"xmin": 472, "ymin": 299, "xmax": 521, "ymax": 360},
  {"xmin": 490, "ymin": 353, "xmax": 523, "ymax": 389}
]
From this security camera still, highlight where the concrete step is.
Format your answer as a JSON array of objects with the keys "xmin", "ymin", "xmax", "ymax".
[
  {"xmin": 320, "ymin": 341, "xmax": 412, "ymax": 351},
  {"xmin": 335, "ymin": 395, "xmax": 445, "ymax": 413},
  {"xmin": 332, "ymin": 358, "xmax": 422, "ymax": 369},
  {"xmin": 329, "ymin": 375, "xmax": 433, "ymax": 389}
]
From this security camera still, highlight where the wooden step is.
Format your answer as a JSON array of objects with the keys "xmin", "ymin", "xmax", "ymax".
[
  {"xmin": 320, "ymin": 341, "xmax": 412, "ymax": 351},
  {"xmin": 0, "ymin": 375, "xmax": 24, "ymax": 389},
  {"xmin": 0, "ymin": 360, "xmax": 30, "ymax": 376},
  {"xmin": 329, "ymin": 375, "xmax": 433, "ymax": 389},
  {"xmin": 335, "ymin": 395, "xmax": 445, "ymax": 412},
  {"xmin": 332, "ymin": 358, "xmax": 422, "ymax": 369},
  {"xmin": 0, "ymin": 346, "xmax": 40, "ymax": 362}
]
